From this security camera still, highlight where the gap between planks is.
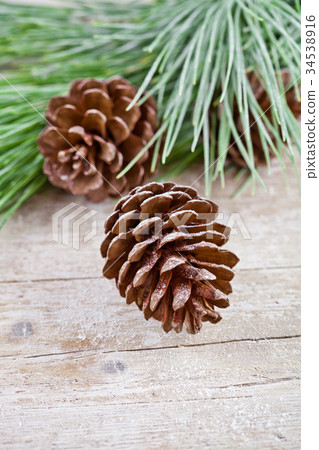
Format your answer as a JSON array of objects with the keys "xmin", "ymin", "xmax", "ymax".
[
  {"xmin": 0, "ymin": 335, "xmax": 301, "ymax": 361},
  {"xmin": 0, "ymin": 264, "xmax": 301, "ymax": 285}
]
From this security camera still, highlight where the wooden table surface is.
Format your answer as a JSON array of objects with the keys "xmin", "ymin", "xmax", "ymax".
[{"xmin": 0, "ymin": 160, "xmax": 300, "ymax": 449}]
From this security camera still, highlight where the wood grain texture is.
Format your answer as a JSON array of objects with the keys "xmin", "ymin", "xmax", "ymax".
[
  {"xmin": 0, "ymin": 159, "xmax": 300, "ymax": 448},
  {"xmin": 1, "ymin": 339, "xmax": 300, "ymax": 449},
  {"xmin": 1, "ymin": 268, "xmax": 300, "ymax": 358}
]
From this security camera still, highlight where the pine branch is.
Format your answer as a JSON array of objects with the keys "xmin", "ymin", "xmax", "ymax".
[
  {"xmin": 0, "ymin": 0, "xmax": 301, "ymax": 227},
  {"xmin": 113, "ymin": 0, "xmax": 301, "ymax": 195}
]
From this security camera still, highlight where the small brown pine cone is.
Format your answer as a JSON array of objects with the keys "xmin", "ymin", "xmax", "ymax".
[
  {"xmin": 101, "ymin": 182, "xmax": 239, "ymax": 334},
  {"xmin": 227, "ymin": 69, "xmax": 301, "ymax": 168},
  {"xmin": 38, "ymin": 77, "xmax": 158, "ymax": 202}
]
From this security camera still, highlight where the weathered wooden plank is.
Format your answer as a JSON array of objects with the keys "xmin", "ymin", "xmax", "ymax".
[
  {"xmin": 0, "ymin": 338, "xmax": 300, "ymax": 449},
  {"xmin": 0, "ymin": 386, "xmax": 300, "ymax": 449},
  {"xmin": 0, "ymin": 158, "xmax": 300, "ymax": 449},
  {"xmin": 0, "ymin": 267, "xmax": 300, "ymax": 358},
  {"xmin": 0, "ymin": 160, "xmax": 300, "ymax": 282}
]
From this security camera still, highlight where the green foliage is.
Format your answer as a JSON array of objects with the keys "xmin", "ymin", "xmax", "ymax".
[
  {"xmin": 112, "ymin": 0, "xmax": 301, "ymax": 192},
  {"xmin": 0, "ymin": 0, "xmax": 301, "ymax": 227}
]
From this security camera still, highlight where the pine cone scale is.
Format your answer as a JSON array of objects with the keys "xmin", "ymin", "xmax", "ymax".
[{"xmin": 82, "ymin": 88, "xmax": 112, "ymax": 117}]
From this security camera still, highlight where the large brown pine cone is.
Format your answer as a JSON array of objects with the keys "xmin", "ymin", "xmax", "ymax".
[
  {"xmin": 101, "ymin": 182, "xmax": 239, "ymax": 334},
  {"xmin": 227, "ymin": 69, "xmax": 301, "ymax": 168},
  {"xmin": 38, "ymin": 77, "xmax": 158, "ymax": 202}
]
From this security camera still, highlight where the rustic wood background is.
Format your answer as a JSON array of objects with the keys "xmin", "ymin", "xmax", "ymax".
[{"xmin": 0, "ymin": 157, "xmax": 300, "ymax": 448}]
